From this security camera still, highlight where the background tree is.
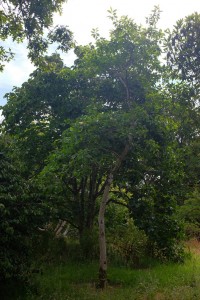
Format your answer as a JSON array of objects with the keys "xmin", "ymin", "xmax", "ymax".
[
  {"xmin": 0, "ymin": 0, "xmax": 72, "ymax": 68},
  {"xmin": 166, "ymin": 13, "xmax": 200, "ymax": 96},
  {"xmin": 0, "ymin": 135, "xmax": 46, "ymax": 280}
]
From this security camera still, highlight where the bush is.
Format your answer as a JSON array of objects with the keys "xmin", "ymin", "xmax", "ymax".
[
  {"xmin": 184, "ymin": 222, "xmax": 200, "ymax": 240},
  {"xmin": 178, "ymin": 189, "xmax": 200, "ymax": 240},
  {"xmin": 108, "ymin": 219, "xmax": 148, "ymax": 267},
  {"xmin": 131, "ymin": 195, "xmax": 185, "ymax": 262}
]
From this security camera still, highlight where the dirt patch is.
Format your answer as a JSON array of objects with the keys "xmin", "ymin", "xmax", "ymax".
[
  {"xmin": 185, "ymin": 238, "xmax": 200, "ymax": 255},
  {"xmin": 154, "ymin": 292, "xmax": 165, "ymax": 300}
]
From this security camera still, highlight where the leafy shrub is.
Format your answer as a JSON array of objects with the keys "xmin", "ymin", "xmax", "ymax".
[
  {"xmin": 178, "ymin": 189, "xmax": 200, "ymax": 240},
  {"xmin": 148, "ymin": 240, "xmax": 185, "ymax": 263},
  {"xmin": 184, "ymin": 222, "xmax": 200, "ymax": 240},
  {"xmin": 108, "ymin": 219, "xmax": 148, "ymax": 267},
  {"xmin": 131, "ymin": 195, "xmax": 185, "ymax": 262}
]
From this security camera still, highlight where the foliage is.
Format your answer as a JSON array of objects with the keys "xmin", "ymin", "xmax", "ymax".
[
  {"xmin": 131, "ymin": 195, "xmax": 185, "ymax": 262},
  {"xmin": 166, "ymin": 13, "xmax": 200, "ymax": 90},
  {"xmin": 178, "ymin": 189, "xmax": 200, "ymax": 239},
  {"xmin": 1, "ymin": 54, "xmax": 90, "ymax": 176},
  {"xmin": 0, "ymin": 135, "xmax": 51, "ymax": 280},
  {"xmin": 3, "ymin": 251, "xmax": 200, "ymax": 299},
  {"xmin": 0, "ymin": 136, "xmax": 30, "ymax": 279},
  {"xmin": 0, "ymin": 0, "xmax": 72, "ymax": 68},
  {"xmin": 108, "ymin": 218, "xmax": 148, "ymax": 267},
  {"xmin": 184, "ymin": 137, "xmax": 200, "ymax": 188},
  {"xmin": 1, "ymin": 7, "xmax": 199, "ymax": 283},
  {"xmin": 79, "ymin": 228, "xmax": 99, "ymax": 259},
  {"xmin": 126, "ymin": 117, "xmax": 186, "ymax": 260}
]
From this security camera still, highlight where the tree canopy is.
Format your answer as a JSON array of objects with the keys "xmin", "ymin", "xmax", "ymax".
[{"xmin": 0, "ymin": 0, "xmax": 72, "ymax": 69}]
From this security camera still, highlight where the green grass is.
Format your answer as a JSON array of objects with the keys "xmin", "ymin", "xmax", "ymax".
[
  {"xmin": 17, "ymin": 252, "xmax": 200, "ymax": 300},
  {"xmin": 2, "ymin": 242, "xmax": 200, "ymax": 300}
]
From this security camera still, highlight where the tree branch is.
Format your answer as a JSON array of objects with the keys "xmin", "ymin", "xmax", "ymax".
[{"xmin": 107, "ymin": 198, "xmax": 129, "ymax": 208}]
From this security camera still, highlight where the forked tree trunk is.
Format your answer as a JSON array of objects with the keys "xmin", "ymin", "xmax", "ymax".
[{"xmin": 98, "ymin": 173, "xmax": 113, "ymax": 289}]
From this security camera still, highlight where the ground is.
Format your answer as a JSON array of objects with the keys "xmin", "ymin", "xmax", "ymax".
[{"xmin": 185, "ymin": 238, "xmax": 200, "ymax": 255}]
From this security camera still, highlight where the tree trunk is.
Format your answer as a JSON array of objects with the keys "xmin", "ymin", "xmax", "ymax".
[
  {"xmin": 98, "ymin": 173, "xmax": 113, "ymax": 289},
  {"xmin": 55, "ymin": 220, "xmax": 67, "ymax": 237},
  {"xmin": 98, "ymin": 142, "xmax": 130, "ymax": 289}
]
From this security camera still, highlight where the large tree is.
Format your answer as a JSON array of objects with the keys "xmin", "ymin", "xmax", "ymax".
[
  {"xmin": 1, "ymin": 7, "xmax": 199, "ymax": 289},
  {"xmin": 41, "ymin": 7, "xmax": 182, "ymax": 288}
]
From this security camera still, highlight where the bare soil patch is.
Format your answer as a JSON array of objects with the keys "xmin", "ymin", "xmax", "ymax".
[{"xmin": 185, "ymin": 238, "xmax": 200, "ymax": 255}]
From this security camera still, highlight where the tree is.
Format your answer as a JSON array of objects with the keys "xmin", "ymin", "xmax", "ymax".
[
  {"xmin": 42, "ymin": 7, "xmax": 171, "ymax": 288},
  {"xmin": 165, "ymin": 13, "xmax": 200, "ymax": 199},
  {"xmin": 89, "ymin": 8, "xmax": 165, "ymax": 288},
  {"xmin": 2, "ymin": 6, "xmax": 198, "ymax": 289},
  {"xmin": 1, "ymin": 54, "xmax": 91, "ymax": 176},
  {"xmin": 166, "ymin": 13, "xmax": 200, "ymax": 96},
  {"xmin": 0, "ymin": 0, "xmax": 72, "ymax": 68},
  {"xmin": 0, "ymin": 133, "xmax": 56, "ymax": 280}
]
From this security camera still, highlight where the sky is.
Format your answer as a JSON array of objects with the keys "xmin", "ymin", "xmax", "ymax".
[{"xmin": 0, "ymin": 0, "xmax": 200, "ymax": 108}]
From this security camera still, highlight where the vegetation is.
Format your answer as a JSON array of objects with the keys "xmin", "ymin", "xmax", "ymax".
[
  {"xmin": 0, "ymin": 0, "xmax": 72, "ymax": 68},
  {"xmin": 0, "ymin": 2, "xmax": 200, "ymax": 298},
  {"xmin": 1, "ymin": 240, "xmax": 200, "ymax": 300}
]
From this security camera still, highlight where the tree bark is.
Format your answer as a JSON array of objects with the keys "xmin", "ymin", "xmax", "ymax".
[
  {"xmin": 55, "ymin": 220, "xmax": 67, "ymax": 237},
  {"xmin": 98, "ymin": 173, "xmax": 113, "ymax": 289},
  {"xmin": 98, "ymin": 142, "xmax": 130, "ymax": 288},
  {"xmin": 98, "ymin": 62, "xmax": 133, "ymax": 288}
]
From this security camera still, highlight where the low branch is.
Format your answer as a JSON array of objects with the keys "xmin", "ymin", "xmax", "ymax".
[{"xmin": 107, "ymin": 198, "xmax": 129, "ymax": 208}]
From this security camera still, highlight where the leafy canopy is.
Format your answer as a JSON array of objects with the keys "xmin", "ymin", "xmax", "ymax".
[{"xmin": 0, "ymin": 0, "xmax": 73, "ymax": 68}]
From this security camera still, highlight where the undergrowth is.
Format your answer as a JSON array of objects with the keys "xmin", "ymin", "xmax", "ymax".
[{"xmin": 1, "ymin": 240, "xmax": 200, "ymax": 300}]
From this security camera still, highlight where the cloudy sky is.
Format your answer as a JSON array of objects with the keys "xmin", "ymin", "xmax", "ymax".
[{"xmin": 0, "ymin": 0, "xmax": 200, "ymax": 107}]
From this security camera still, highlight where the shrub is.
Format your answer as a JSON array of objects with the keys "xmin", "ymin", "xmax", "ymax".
[
  {"xmin": 178, "ymin": 189, "xmax": 200, "ymax": 240},
  {"xmin": 108, "ymin": 218, "xmax": 148, "ymax": 267},
  {"xmin": 131, "ymin": 195, "xmax": 185, "ymax": 262},
  {"xmin": 184, "ymin": 222, "xmax": 200, "ymax": 240}
]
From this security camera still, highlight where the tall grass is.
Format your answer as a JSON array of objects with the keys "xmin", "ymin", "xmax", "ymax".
[
  {"xmin": 24, "ymin": 252, "xmax": 200, "ymax": 300},
  {"xmin": 2, "ymin": 239, "xmax": 200, "ymax": 300}
]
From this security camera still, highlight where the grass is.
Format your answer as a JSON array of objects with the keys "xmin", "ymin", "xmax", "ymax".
[{"xmin": 2, "ymin": 240, "xmax": 200, "ymax": 300}]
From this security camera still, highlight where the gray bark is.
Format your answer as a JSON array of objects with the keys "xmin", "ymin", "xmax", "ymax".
[
  {"xmin": 98, "ymin": 173, "xmax": 113, "ymax": 288},
  {"xmin": 98, "ymin": 143, "xmax": 130, "ymax": 288}
]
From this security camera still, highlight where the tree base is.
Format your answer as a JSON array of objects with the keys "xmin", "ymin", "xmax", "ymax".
[{"xmin": 98, "ymin": 267, "xmax": 107, "ymax": 289}]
